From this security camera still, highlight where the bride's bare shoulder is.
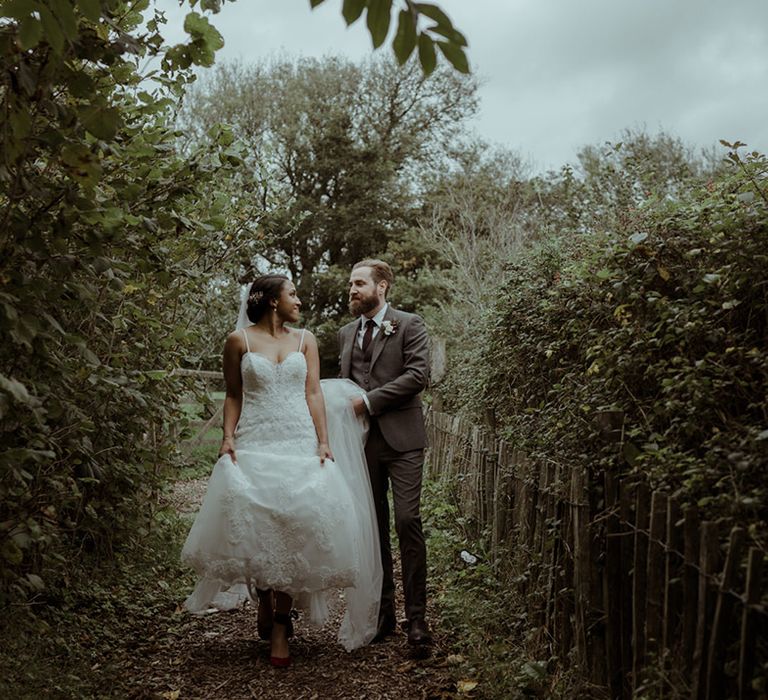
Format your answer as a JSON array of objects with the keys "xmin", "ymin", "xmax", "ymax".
[
  {"xmin": 224, "ymin": 329, "xmax": 246, "ymax": 350},
  {"xmin": 288, "ymin": 326, "xmax": 316, "ymax": 346},
  {"xmin": 294, "ymin": 326, "xmax": 315, "ymax": 335}
]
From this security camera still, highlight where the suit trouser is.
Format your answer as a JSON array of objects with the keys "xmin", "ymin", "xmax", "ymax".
[{"xmin": 365, "ymin": 418, "xmax": 427, "ymax": 623}]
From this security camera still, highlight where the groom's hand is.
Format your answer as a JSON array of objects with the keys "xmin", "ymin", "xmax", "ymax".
[{"xmin": 351, "ymin": 395, "xmax": 367, "ymax": 417}]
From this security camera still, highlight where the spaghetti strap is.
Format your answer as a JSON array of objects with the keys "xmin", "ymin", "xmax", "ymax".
[
  {"xmin": 241, "ymin": 328, "xmax": 250, "ymax": 353},
  {"xmin": 298, "ymin": 328, "xmax": 307, "ymax": 352}
]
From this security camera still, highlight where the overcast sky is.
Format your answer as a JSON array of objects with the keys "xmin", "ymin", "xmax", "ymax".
[{"xmin": 155, "ymin": 0, "xmax": 768, "ymax": 172}]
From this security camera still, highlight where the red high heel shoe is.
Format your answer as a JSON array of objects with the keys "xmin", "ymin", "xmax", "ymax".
[{"xmin": 269, "ymin": 612, "xmax": 292, "ymax": 668}]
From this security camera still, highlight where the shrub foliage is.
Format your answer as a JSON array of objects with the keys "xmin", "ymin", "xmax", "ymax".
[
  {"xmin": 0, "ymin": 0, "xmax": 249, "ymax": 600},
  {"xmin": 442, "ymin": 144, "xmax": 767, "ymax": 532}
]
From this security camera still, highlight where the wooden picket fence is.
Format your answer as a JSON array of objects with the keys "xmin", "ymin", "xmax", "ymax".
[
  {"xmin": 425, "ymin": 410, "xmax": 767, "ymax": 699},
  {"xmin": 171, "ymin": 369, "xmax": 225, "ymax": 450}
]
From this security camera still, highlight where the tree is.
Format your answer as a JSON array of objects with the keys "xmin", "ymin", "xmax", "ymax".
[
  {"xmin": 179, "ymin": 55, "xmax": 477, "ymax": 372},
  {"xmin": 569, "ymin": 128, "xmax": 719, "ymax": 233}
]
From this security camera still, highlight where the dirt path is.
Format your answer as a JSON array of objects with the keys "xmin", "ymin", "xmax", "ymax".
[{"xmin": 137, "ymin": 478, "xmax": 459, "ymax": 700}]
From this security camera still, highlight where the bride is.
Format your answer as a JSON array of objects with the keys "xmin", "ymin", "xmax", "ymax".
[{"xmin": 180, "ymin": 274, "xmax": 382, "ymax": 665}]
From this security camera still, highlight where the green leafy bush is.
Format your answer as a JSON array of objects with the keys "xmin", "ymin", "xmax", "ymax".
[
  {"xmin": 442, "ymin": 145, "xmax": 767, "ymax": 531},
  {"xmin": 0, "ymin": 1, "xmax": 248, "ymax": 601}
]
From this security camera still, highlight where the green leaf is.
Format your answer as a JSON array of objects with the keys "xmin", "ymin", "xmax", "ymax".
[
  {"xmin": 183, "ymin": 11, "xmax": 224, "ymax": 65},
  {"xmin": 0, "ymin": 374, "xmax": 32, "ymax": 404},
  {"xmin": 1, "ymin": 0, "xmax": 37, "ymax": 21},
  {"xmin": 309, "ymin": 0, "xmax": 326, "ymax": 7},
  {"xmin": 1, "ymin": 540, "xmax": 23, "ymax": 566},
  {"xmin": 436, "ymin": 40, "xmax": 469, "ymax": 73},
  {"xmin": 342, "ymin": 0, "xmax": 365, "ymax": 25},
  {"xmin": 76, "ymin": 0, "xmax": 101, "ymax": 23},
  {"xmin": 366, "ymin": 0, "xmax": 391, "ymax": 49},
  {"xmin": 217, "ymin": 125, "xmax": 234, "ymax": 147},
  {"xmin": 42, "ymin": 312, "xmax": 64, "ymax": 334},
  {"xmin": 38, "ymin": 4, "xmax": 64, "ymax": 53},
  {"xmin": 26, "ymin": 573, "xmax": 45, "ymax": 591},
  {"xmin": 48, "ymin": 0, "xmax": 79, "ymax": 41},
  {"xmin": 623, "ymin": 441, "xmax": 641, "ymax": 466},
  {"xmin": 425, "ymin": 22, "xmax": 467, "ymax": 47},
  {"xmin": 414, "ymin": 2, "xmax": 452, "ymax": 28},
  {"xmin": 66, "ymin": 70, "xmax": 96, "ymax": 98},
  {"xmin": 61, "ymin": 142, "xmax": 102, "ymax": 185},
  {"xmin": 183, "ymin": 10, "xmax": 209, "ymax": 37},
  {"xmin": 9, "ymin": 108, "xmax": 31, "ymax": 140},
  {"xmin": 18, "ymin": 14, "xmax": 42, "ymax": 49},
  {"xmin": 392, "ymin": 9, "xmax": 417, "ymax": 64},
  {"xmin": 2, "ymin": 448, "xmax": 56, "ymax": 465},
  {"xmin": 79, "ymin": 104, "xmax": 121, "ymax": 140},
  {"xmin": 417, "ymin": 33, "xmax": 436, "ymax": 76}
]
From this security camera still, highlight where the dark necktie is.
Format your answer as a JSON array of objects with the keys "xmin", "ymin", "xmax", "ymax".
[{"xmin": 362, "ymin": 319, "xmax": 375, "ymax": 358}]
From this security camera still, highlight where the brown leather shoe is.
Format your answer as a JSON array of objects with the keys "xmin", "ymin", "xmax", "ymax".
[{"xmin": 407, "ymin": 618, "xmax": 433, "ymax": 646}]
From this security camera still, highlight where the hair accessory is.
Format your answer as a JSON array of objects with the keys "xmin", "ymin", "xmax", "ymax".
[{"xmin": 248, "ymin": 290, "xmax": 264, "ymax": 304}]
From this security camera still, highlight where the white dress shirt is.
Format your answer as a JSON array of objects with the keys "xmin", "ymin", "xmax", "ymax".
[
  {"xmin": 356, "ymin": 303, "xmax": 388, "ymax": 412},
  {"xmin": 356, "ymin": 303, "xmax": 389, "ymax": 348}
]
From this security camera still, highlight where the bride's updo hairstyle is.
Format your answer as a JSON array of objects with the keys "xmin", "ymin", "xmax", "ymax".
[{"xmin": 246, "ymin": 274, "xmax": 290, "ymax": 323}]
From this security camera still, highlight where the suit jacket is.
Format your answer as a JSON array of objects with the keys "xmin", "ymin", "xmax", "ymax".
[{"xmin": 338, "ymin": 306, "xmax": 430, "ymax": 452}]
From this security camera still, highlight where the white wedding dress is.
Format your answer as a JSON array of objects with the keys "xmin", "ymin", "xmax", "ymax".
[{"xmin": 181, "ymin": 329, "xmax": 381, "ymax": 651}]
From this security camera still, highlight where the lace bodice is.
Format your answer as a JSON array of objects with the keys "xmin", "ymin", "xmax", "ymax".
[{"xmin": 234, "ymin": 332, "xmax": 317, "ymax": 455}]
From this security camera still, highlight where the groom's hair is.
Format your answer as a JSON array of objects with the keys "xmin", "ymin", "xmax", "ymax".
[{"xmin": 352, "ymin": 259, "xmax": 393, "ymax": 297}]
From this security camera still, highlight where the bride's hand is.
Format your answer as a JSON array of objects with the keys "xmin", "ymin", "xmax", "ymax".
[
  {"xmin": 318, "ymin": 442, "xmax": 334, "ymax": 466},
  {"xmin": 219, "ymin": 436, "xmax": 237, "ymax": 464}
]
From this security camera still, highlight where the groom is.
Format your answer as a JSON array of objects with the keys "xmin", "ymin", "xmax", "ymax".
[{"xmin": 338, "ymin": 259, "xmax": 432, "ymax": 647}]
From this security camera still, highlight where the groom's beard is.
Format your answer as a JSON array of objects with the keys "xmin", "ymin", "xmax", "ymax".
[{"xmin": 348, "ymin": 295, "xmax": 378, "ymax": 317}]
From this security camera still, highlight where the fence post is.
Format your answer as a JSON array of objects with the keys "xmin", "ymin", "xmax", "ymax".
[
  {"xmin": 682, "ymin": 505, "xmax": 701, "ymax": 675},
  {"xmin": 572, "ymin": 465, "xmax": 590, "ymax": 672},
  {"xmin": 604, "ymin": 469, "xmax": 624, "ymax": 698},
  {"xmin": 738, "ymin": 548, "xmax": 764, "ymax": 700},
  {"xmin": 691, "ymin": 522, "xmax": 720, "ymax": 700},
  {"xmin": 559, "ymin": 490, "xmax": 575, "ymax": 663},
  {"xmin": 663, "ymin": 496, "xmax": 684, "ymax": 689},
  {"xmin": 645, "ymin": 491, "xmax": 668, "ymax": 663},
  {"xmin": 632, "ymin": 482, "xmax": 650, "ymax": 690},
  {"xmin": 705, "ymin": 527, "xmax": 746, "ymax": 700},
  {"xmin": 544, "ymin": 461, "xmax": 561, "ymax": 654}
]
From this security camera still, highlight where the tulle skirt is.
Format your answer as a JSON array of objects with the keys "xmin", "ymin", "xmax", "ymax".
[{"xmin": 181, "ymin": 379, "xmax": 381, "ymax": 651}]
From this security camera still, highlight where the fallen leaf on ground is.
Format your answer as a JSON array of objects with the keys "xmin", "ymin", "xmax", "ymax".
[{"xmin": 457, "ymin": 678, "xmax": 478, "ymax": 693}]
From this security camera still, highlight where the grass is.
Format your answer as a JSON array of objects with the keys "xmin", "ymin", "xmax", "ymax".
[
  {"xmin": 174, "ymin": 395, "xmax": 224, "ymax": 480},
  {"xmin": 423, "ymin": 478, "xmax": 575, "ymax": 699}
]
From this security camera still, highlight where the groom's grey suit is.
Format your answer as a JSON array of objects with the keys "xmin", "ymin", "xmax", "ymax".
[{"xmin": 339, "ymin": 305, "xmax": 430, "ymax": 625}]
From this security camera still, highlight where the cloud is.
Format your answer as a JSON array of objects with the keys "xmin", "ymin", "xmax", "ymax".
[{"xmin": 154, "ymin": 0, "xmax": 768, "ymax": 170}]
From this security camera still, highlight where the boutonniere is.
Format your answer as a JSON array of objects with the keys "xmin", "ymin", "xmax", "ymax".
[{"xmin": 381, "ymin": 320, "xmax": 398, "ymax": 336}]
